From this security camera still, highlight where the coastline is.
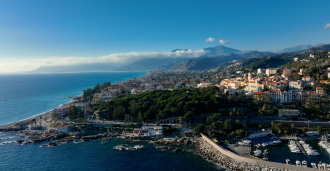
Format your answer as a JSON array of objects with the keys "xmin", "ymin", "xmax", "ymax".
[
  {"xmin": 0, "ymin": 71, "xmax": 148, "ymax": 130},
  {"xmin": 0, "ymin": 100, "xmax": 73, "ymax": 129}
]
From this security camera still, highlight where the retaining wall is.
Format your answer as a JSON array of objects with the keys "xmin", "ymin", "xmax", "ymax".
[
  {"xmin": 248, "ymin": 119, "xmax": 330, "ymax": 128},
  {"xmin": 201, "ymin": 134, "xmax": 318, "ymax": 171}
]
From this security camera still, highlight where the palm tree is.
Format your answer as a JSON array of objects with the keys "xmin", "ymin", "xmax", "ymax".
[
  {"xmin": 271, "ymin": 121, "xmax": 274, "ymax": 128},
  {"xmin": 291, "ymin": 123, "xmax": 295, "ymax": 129}
]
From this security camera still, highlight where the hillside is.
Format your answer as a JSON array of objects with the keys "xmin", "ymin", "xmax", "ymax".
[
  {"xmin": 244, "ymin": 44, "xmax": 330, "ymax": 70},
  {"xmin": 171, "ymin": 51, "xmax": 277, "ymax": 70}
]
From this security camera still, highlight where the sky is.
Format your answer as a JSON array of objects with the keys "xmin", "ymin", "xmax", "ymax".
[{"xmin": 0, "ymin": 0, "xmax": 330, "ymax": 72}]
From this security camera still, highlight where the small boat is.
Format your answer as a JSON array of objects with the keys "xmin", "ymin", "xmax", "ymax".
[
  {"xmin": 238, "ymin": 140, "xmax": 251, "ymax": 146},
  {"xmin": 318, "ymin": 162, "xmax": 323, "ymax": 169},
  {"xmin": 73, "ymin": 140, "xmax": 81, "ymax": 144},
  {"xmin": 253, "ymin": 149, "xmax": 262, "ymax": 156},
  {"xmin": 286, "ymin": 159, "xmax": 291, "ymax": 165},
  {"xmin": 302, "ymin": 160, "xmax": 307, "ymax": 167},
  {"xmin": 262, "ymin": 157, "xmax": 268, "ymax": 160},
  {"xmin": 311, "ymin": 162, "xmax": 317, "ymax": 168},
  {"xmin": 296, "ymin": 160, "xmax": 301, "ymax": 166}
]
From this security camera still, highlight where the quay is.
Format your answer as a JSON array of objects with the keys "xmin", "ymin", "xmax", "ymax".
[{"xmin": 198, "ymin": 134, "xmax": 319, "ymax": 171}]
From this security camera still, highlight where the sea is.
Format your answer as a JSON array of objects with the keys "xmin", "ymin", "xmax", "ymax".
[{"xmin": 0, "ymin": 72, "xmax": 222, "ymax": 171}]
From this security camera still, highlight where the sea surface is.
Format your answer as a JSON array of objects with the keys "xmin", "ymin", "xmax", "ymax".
[
  {"xmin": 0, "ymin": 72, "xmax": 223, "ymax": 171},
  {"xmin": 0, "ymin": 132, "xmax": 222, "ymax": 171},
  {"xmin": 0, "ymin": 72, "xmax": 146, "ymax": 125}
]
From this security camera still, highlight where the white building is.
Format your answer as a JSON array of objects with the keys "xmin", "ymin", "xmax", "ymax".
[
  {"xmin": 257, "ymin": 68, "xmax": 265, "ymax": 75},
  {"xmin": 283, "ymin": 69, "xmax": 291, "ymax": 74},
  {"xmin": 57, "ymin": 125, "xmax": 73, "ymax": 134},
  {"xmin": 73, "ymin": 102, "xmax": 87, "ymax": 111},
  {"xmin": 197, "ymin": 82, "xmax": 211, "ymax": 88},
  {"xmin": 309, "ymin": 54, "xmax": 315, "ymax": 58},
  {"xmin": 265, "ymin": 69, "xmax": 277, "ymax": 76},
  {"xmin": 289, "ymin": 81, "xmax": 304, "ymax": 91}
]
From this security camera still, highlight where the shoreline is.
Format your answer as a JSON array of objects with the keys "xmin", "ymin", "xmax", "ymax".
[
  {"xmin": 0, "ymin": 71, "xmax": 148, "ymax": 130},
  {"xmin": 0, "ymin": 100, "xmax": 73, "ymax": 129}
]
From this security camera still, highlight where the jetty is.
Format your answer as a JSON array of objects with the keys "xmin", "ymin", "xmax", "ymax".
[
  {"xmin": 197, "ymin": 134, "xmax": 319, "ymax": 171},
  {"xmin": 295, "ymin": 139, "xmax": 306, "ymax": 155}
]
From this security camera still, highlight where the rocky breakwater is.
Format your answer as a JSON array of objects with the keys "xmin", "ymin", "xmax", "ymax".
[
  {"xmin": 153, "ymin": 137, "xmax": 199, "ymax": 146},
  {"xmin": 196, "ymin": 138, "xmax": 294, "ymax": 171}
]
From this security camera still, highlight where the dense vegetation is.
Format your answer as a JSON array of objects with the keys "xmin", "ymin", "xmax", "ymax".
[
  {"xmin": 97, "ymin": 86, "xmax": 222, "ymax": 122},
  {"xmin": 83, "ymin": 82, "xmax": 111, "ymax": 100}
]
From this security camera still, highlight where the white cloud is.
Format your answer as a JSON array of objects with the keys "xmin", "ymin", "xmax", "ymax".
[
  {"xmin": 324, "ymin": 23, "xmax": 330, "ymax": 29},
  {"xmin": 205, "ymin": 38, "xmax": 216, "ymax": 42},
  {"xmin": 219, "ymin": 39, "xmax": 233, "ymax": 44},
  {"xmin": 0, "ymin": 49, "xmax": 208, "ymax": 72}
]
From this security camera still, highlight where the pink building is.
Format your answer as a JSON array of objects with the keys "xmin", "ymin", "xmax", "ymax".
[{"xmin": 55, "ymin": 106, "xmax": 68, "ymax": 118}]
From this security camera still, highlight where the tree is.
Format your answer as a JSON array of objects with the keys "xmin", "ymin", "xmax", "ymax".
[
  {"xmin": 291, "ymin": 124, "xmax": 295, "ymax": 129},
  {"xmin": 317, "ymin": 126, "xmax": 322, "ymax": 133},
  {"xmin": 194, "ymin": 124, "xmax": 206, "ymax": 133},
  {"xmin": 52, "ymin": 110, "xmax": 59, "ymax": 120},
  {"xmin": 271, "ymin": 121, "xmax": 274, "ymax": 128},
  {"xmin": 229, "ymin": 111, "xmax": 233, "ymax": 117},
  {"xmin": 137, "ymin": 111, "xmax": 143, "ymax": 127},
  {"xmin": 68, "ymin": 106, "xmax": 79, "ymax": 121},
  {"xmin": 278, "ymin": 129, "xmax": 282, "ymax": 134},
  {"xmin": 178, "ymin": 117, "xmax": 183, "ymax": 124},
  {"xmin": 284, "ymin": 130, "xmax": 289, "ymax": 135},
  {"xmin": 302, "ymin": 127, "xmax": 308, "ymax": 133},
  {"xmin": 184, "ymin": 111, "xmax": 194, "ymax": 123},
  {"xmin": 262, "ymin": 104, "xmax": 267, "ymax": 112},
  {"xmin": 233, "ymin": 107, "xmax": 237, "ymax": 115}
]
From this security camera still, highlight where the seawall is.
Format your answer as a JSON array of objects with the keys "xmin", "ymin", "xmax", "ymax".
[{"xmin": 197, "ymin": 134, "xmax": 318, "ymax": 171}]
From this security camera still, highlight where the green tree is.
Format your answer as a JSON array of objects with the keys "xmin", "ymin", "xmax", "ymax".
[
  {"xmin": 194, "ymin": 124, "xmax": 206, "ymax": 133},
  {"xmin": 271, "ymin": 121, "xmax": 274, "ymax": 128},
  {"xmin": 184, "ymin": 111, "xmax": 194, "ymax": 123},
  {"xmin": 317, "ymin": 126, "xmax": 322, "ymax": 133},
  {"xmin": 284, "ymin": 130, "xmax": 289, "ymax": 135},
  {"xmin": 68, "ymin": 106, "xmax": 79, "ymax": 121},
  {"xmin": 52, "ymin": 109, "xmax": 59, "ymax": 120},
  {"xmin": 302, "ymin": 127, "xmax": 308, "ymax": 133},
  {"xmin": 291, "ymin": 123, "xmax": 295, "ymax": 129}
]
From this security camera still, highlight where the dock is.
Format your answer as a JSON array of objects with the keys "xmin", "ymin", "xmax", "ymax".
[{"xmin": 295, "ymin": 139, "xmax": 306, "ymax": 155}]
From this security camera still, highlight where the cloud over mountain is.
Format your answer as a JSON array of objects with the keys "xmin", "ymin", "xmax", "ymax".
[
  {"xmin": 219, "ymin": 39, "xmax": 233, "ymax": 44},
  {"xmin": 0, "ymin": 49, "xmax": 208, "ymax": 72}
]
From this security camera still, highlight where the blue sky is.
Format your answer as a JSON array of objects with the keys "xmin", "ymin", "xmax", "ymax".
[{"xmin": 0, "ymin": 0, "xmax": 330, "ymax": 72}]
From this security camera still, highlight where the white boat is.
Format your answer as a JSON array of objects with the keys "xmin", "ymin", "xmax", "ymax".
[
  {"xmin": 302, "ymin": 160, "xmax": 307, "ymax": 167},
  {"xmin": 296, "ymin": 160, "xmax": 301, "ymax": 166},
  {"xmin": 238, "ymin": 140, "xmax": 251, "ymax": 146},
  {"xmin": 286, "ymin": 159, "xmax": 291, "ymax": 165},
  {"xmin": 253, "ymin": 149, "xmax": 262, "ymax": 156},
  {"xmin": 311, "ymin": 162, "xmax": 317, "ymax": 169},
  {"xmin": 262, "ymin": 157, "xmax": 268, "ymax": 160}
]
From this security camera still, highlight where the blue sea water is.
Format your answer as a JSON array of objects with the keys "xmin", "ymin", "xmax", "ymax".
[
  {"xmin": 0, "ymin": 72, "xmax": 222, "ymax": 171},
  {"xmin": 0, "ymin": 72, "xmax": 146, "ymax": 125}
]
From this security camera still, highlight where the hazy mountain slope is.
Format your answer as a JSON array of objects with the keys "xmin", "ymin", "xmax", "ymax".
[
  {"xmin": 242, "ymin": 44, "xmax": 330, "ymax": 70},
  {"xmin": 202, "ymin": 45, "xmax": 242, "ymax": 56},
  {"xmin": 31, "ymin": 63, "xmax": 126, "ymax": 73},
  {"xmin": 116, "ymin": 58, "xmax": 190, "ymax": 71},
  {"xmin": 170, "ymin": 51, "xmax": 277, "ymax": 70}
]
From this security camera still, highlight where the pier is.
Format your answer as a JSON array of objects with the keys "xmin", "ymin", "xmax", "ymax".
[
  {"xmin": 198, "ymin": 134, "xmax": 319, "ymax": 171},
  {"xmin": 295, "ymin": 139, "xmax": 307, "ymax": 155}
]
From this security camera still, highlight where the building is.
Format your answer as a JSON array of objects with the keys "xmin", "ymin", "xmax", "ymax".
[
  {"xmin": 328, "ymin": 72, "xmax": 330, "ymax": 79},
  {"xmin": 236, "ymin": 71, "xmax": 244, "ymax": 74},
  {"xmin": 73, "ymin": 102, "xmax": 87, "ymax": 111},
  {"xmin": 283, "ymin": 69, "xmax": 291, "ymax": 74},
  {"xmin": 248, "ymin": 72, "xmax": 252, "ymax": 80},
  {"xmin": 57, "ymin": 125, "xmax": 73, "ymax": 134},
  {"xmin": 289, "ymin": 81, "xmax": 304, "ymax": 91},
  {"xmin": 316, "ymin": 87, "xmax": 323, "ymax": 95},
  {"xmin": 55, "ymin": 106, "xmax": 68, "ymax": 118},
  {"xmin": 294, "ymin": 57, "xmax": 299, "ymax": 61},
  {"xmin": 278, "ymin": 109, "xmax": 300, "ymax": 117},
  {"xmin": 257, "ymin": 68, "xmax": 265, "ymax": 75},
  {"xmin": 309, "ymin": 54, "xmax": 315, "ymax": 58},
  {"xmin": 265, "ymin": 69, "xmax": 277, "ymax": 76},
  {"xmin": 197, "ymin": 82, "xmax": 211, "ymax": 88}
]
